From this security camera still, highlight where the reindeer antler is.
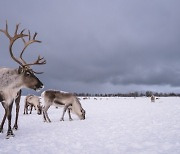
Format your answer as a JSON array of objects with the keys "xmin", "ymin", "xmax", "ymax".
[
  {"xmin": 0, "ymin": 20, "xmax": 28, "ymax": 66},
  {"xmin": 21, "ymin": 31, "xmax": 46, "ymax": 68},
  {"xmin": 0, "ymin": 21, "xmax": 46, "ymax": 73},
  {"xmin": 25, "ymin": 55, "xmax": 46, "ymax": 66},
  {"xmin": 20, "ymin": 30, "xmax": 42, "ymax": 64}
]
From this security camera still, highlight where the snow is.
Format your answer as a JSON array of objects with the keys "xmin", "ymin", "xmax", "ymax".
[{"xmin": 0, "ymin": 96, "xmax": 180, "ymax": 154}]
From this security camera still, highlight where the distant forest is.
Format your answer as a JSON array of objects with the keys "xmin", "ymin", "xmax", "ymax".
[{"xmin": 75, "ymin": 91, "xmax": 180, "ymax": 97}]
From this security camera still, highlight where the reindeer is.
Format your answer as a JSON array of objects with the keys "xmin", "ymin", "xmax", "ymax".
[
  {"xmin": 24, "ymin": 95, "xmax": 42, "ymax": 115},
  {"xmin": 0, "ymin": 21, "xmax": 46, "ymax": 138},
  {"xmin": 151, "ymin": 95, "xmax": 155, "ymax": 102},
  {"xmin": 41, "ymin": 90, "xmax": 86, "ymax": 122}
]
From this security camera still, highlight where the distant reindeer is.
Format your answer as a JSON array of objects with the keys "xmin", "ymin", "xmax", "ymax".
[
  {"xmin": 151, "ymin": 95, "xmax": 155, "ymax": 102},
  {"xmin": 24, "ymin": 95, "xmax": 42, "ymax": 115},
  {"xmin": 41, "ymin": 90, "xmax": 86, "ymax": 122},
  {"xmin": 0, "ymin": 21, "xmax": 46, "ymax": 138}
]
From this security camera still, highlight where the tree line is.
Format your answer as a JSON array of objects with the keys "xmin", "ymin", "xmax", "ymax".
[{"xmin": 74, "ymin": 91, "xmax": 180, "ymax": 97}]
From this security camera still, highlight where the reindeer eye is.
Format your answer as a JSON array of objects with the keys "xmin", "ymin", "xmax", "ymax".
[{"xmin": 25, "ymin": 71, "xmax": 31, "ymax": 76}]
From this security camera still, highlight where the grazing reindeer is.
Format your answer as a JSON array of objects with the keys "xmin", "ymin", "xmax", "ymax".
[
  {"xmin": 0, "ymin": 21, "xmax": 46, "ymax": 138},
  {"xmin": 151, "ymin": 95, "xmax": 155, "ymax": 103},
  {"xmin": 24, "ymin": 95, "xmax": 42, "ymax": 115},
  {"xmin": 41, "ymin": 90, "xmax": 86, "ymax": 122}
]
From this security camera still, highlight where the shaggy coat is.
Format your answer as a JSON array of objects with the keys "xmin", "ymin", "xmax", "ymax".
[
  {"xmin": 41, "ymin": 90, "xmax": 85, "ymax": 122},
  {"xmin": 24, "ymin": 95, "xmax": 42, "ymax": 115}
]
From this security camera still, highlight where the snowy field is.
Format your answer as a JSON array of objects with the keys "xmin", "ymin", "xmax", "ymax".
[{"xmin": 0, "ymin": 96, "xmax": 180, "ymax": 154}]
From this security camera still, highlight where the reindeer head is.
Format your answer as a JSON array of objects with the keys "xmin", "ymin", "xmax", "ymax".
[
  {"xmin": 0, "ymin": 21, "xmax": 46, "ymax": 91},
  {"xmin": 75, "ymin": 108, "xmax": 86, "ymax": 120},
  {"xmin": 18, "ymin": 67, "xmax": 44, "ymax": 91}
]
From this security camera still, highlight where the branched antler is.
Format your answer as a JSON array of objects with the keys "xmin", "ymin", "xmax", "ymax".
[
  {"xmin": 25, "ymin": 55, "xmax": 46, "ymax": 67},
  {"xmin": 20, "ymin": 30, "xmax": 41, "ymax": 64},
  {"xmin": 0, "ymin": 21, "xmax": 46, "ymax": 73},
  {"xmin": 0, "ymin": 20, "xmax": 28, "ymax": 66}
]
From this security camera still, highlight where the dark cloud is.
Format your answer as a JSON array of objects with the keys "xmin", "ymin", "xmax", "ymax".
[{"xmin": 1, "ymin": 0, "xmax": 180, "ymax": 94}]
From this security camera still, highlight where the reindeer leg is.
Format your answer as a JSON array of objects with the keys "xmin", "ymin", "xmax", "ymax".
[
  {"xmin": 26, "ymin": 104, "xmax": 30, "ymax": 114},
  {"xmin": 0, "ymin": 103, "xmax": 8, "ymax": 133},
  {"xmin": 42, "ymin": 108, "xmax": 47, "ymax": 122},
  {"xmin": 26, "ymin": 105, "xmax": 28, "ymax": 114},
  {"xmin": 60, "ymin": 104, "xmax": 71, "ymax": 121},
  {"xmin": 43, "ymin": 105, "xmax": 51, "ymax": 122},
  {"xmin": 30, "ymin": 105, "xmax": 33, "ymax": 114},
  {"xmin": 24, "ymin": 104, "xmax": 28, "ymax": 114},
  {"xmin": 0, "ymin": 112, "xmax": 7, "ymax": 133},
  {"xmin": 42, "ymin": 106, "xmax": 48, "ymax": 122},
  {"xmin": 68, "ymin": 108, "xmax": 73, "ymax": 121},
  {"xmin": 13, "ymin": 101, "xmax": 20, "ymax": 130},
  {"xmin": 13, "ymin": 90, "xmax": 21, "ymax": 130},
  {"xmin": 6, "ymin": 101, "xmax": 14, "ymax": 139},
  {"xmin": 25, "ymin": 105, "xmax": 28, "ymax": 114},
  {"xmin": 23, "ymin": 106, "xmax": 26, "ymax": 114}
]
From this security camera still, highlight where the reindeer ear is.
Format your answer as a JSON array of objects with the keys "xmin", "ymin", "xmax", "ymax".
[{"xmin": 18, "ymin": 66, "xmax": 24, "ymax": 74}]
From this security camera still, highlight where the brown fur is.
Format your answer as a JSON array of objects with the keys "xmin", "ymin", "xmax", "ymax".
[
  {"xmin": 41, "ymin": 90, "xmax": 85, "ymax": 122},
  {"xmin": 0, "ymin": 21, "xmax": 45, "ymax": 138},
  {"xmin": 24, "ymin": 95, "xmax": 42, "ymax": 115}
]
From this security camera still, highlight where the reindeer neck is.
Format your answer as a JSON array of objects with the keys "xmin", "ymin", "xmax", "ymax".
[{"xmin": 0, "ymin": 67, "xmax": 24, "ymax": 92}]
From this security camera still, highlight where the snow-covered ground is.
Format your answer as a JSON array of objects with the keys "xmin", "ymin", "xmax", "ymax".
[{"xmin": 0, "ymin": 97, "xmax": 180, "ymax": 154}]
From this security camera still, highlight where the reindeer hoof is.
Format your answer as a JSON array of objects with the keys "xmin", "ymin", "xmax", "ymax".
[
  {"xmin": 13, "ymin": 125, "xmax": 18, "ymax": 130},
  {"xmin": 60, "ymin": 119, "xmax": 64, "ymax": 121},
  {"xmin": 6, "ymin": 133, "xmax": 15, "ymax": 139},
  {"xmin": 44, "ymin": 120, "xmax": 51, "ymax": 123},
  {"xmin": 69, "ymin": 119, "xmax": 73, "ymax": 121},
  {"xmin": 6, "ymin": 130, "xmax": 14, "ymax": 139}
]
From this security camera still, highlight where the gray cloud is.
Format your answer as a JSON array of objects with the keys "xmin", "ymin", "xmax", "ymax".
[{"xmin": 1, "ymin": 0, "xmax": 180, "ymax": 94}]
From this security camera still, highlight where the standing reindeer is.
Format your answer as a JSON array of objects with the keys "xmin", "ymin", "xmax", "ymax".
[
  {"xmin": 24, "ymin": 95, "xmax": 42, "ymax": 115},
  {"xmin": 151, "ymin": 95, "xmax": 155, "ymax": 103},
  {"xmin": 41, "ymin": 90, "xmax": 86, "ymax": 122},
  {"xmin": 0, "ymin": 21, "xmax": 46, "ymax": 138}
]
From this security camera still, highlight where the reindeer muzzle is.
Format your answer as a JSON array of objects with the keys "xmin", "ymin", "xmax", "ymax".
[{"xmin": 35, "ymin": 85, "xmax": 44, "ymax": 92}]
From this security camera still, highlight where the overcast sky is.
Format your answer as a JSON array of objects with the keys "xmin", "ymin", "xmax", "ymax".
[{"xmin": 0, "ymin": 0, "xmax": 180, "ymax": 94}]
